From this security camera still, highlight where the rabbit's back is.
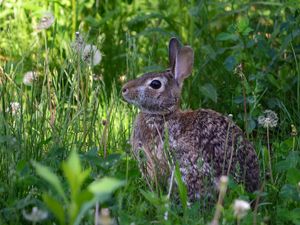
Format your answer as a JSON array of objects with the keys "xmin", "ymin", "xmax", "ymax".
[{"xmin": 169, "ymin": 109, "xmax": 259, "ymax": 195}]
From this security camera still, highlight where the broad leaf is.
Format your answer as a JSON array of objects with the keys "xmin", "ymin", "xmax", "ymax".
[
  {"xmin": 216, "ymin": 32, "xmax": 239, "ymax": 41},
  {"xmin": 200, "ymin": 83, "xmax": 218, "ymax": 103},
  {"xmin": 32, "ymin": 161, "xmax": 66, "ymax": 201},
  {"xmin": 88, "ymin": 177, "xmax": 125, "ymax": 195},
  {"xmin": 43, "ymin": 193, "xmax": 66, "ymax": 225}
]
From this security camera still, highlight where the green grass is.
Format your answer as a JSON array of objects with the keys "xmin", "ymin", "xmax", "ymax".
[{"xmin": 1, "ymin": 0, "xmax": 300, "ymax": 224}]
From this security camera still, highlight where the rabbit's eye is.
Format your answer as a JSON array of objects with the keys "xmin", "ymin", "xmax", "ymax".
[{"xmin": 149, "ymin": 80, "xmax": 162, "ymax": 89}]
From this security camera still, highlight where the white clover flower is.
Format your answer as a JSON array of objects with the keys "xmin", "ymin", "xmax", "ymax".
[
  {"xmin": 82, "ymin": 44, "xmax": 102, "ymax": 66},
  {"xmin": 164, "ymin": 203, "xmax": 169, "ymax": 221},
  {"xmin": 23, "ymin": 71, "xmax": 37, "ymax": 86},
  {"xmin": 233, "ymin": 199, "xmax": 250, "ymax": 219},
  {"xmin": 36, "ymin": 12, "xmax": 55, "ymax": 31},
  {"xmin": 8, "ymin": 102, "xmax": 20, "ymax": 115},
  {"xmin": 258, "ymin": 110, "xmax": 278, "ymax": 128},
  {"xmin": 164, "ymin": 211, "xmax": 168, "ymax": 221},
  {"xmin": 22, "ymin": 207, "xmax": 48, "ymax": 223}
]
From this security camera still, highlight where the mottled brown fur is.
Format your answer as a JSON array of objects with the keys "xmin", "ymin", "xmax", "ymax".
[{"xmin": 122, "ymin": 38, "xmax": 259, "ymax": 200}]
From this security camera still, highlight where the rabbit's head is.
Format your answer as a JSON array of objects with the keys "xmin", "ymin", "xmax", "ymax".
[{"xmin": 122, "ymin": 38, "xmax": 194, "ymax": 115}]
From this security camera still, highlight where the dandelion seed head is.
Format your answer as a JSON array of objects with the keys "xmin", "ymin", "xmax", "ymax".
[
  {"xmin": 23, "ymin": 71, "xmax": 37, "ymax": 86},
  {"xmin": 233, "ymin": 199, "xmax": 250, "ymax": 219},
  {"xmin": 22, "ymin": 206, "xmax": 48, "ymax": 223},
  {"xmin": 258, "ymin": 110, "xmax": 278, "ymax": 128},
  {"xmin": 217, "ymin": 175, "xmax": 229, "ymax": 193},
  {"xmin": 119, "ymin": 75, "xmax": 126, "ymax": 82},
  {"xmin": 8, "ymin": 102, "xmax": 20, "ymax": 115},
  {"xmin": 220, "ymin": 175, "xmax": 228, "ymax": 185},
  {"xmin": 72, "ymin": 31, "xmax": 85, "ymax": 53},
  {"xmin": 82, "ymin": 44, "xmax": 102, "ymax": 66},
  {"xmin": 36, "ymin": 12, "xmax": 55, "ymax": 31}
]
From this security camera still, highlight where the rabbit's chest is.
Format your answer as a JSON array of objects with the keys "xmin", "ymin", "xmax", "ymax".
[{"xmin": 134, "ymin": 117, "xmax": 166, "ymax": 159}]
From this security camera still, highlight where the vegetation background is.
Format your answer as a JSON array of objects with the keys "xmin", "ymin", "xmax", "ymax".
[{"xmin": 0, "ymin": 0, "xmax": 300, "ymax": 224}]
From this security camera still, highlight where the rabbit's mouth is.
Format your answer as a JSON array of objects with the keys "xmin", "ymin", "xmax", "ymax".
[{"xmin": 122, "ymin": 91, "xmax": 140, "ymax": 107}]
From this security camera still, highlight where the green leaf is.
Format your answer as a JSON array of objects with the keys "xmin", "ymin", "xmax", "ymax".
[
  {"xmin": 200, "ymin": 83, "xmax": 218, "ymax": 103},
  {"xmin": 291, "ymin": 208, "xmax": 300, "ymax": 224},
  {"xmin": 174, "ymin": 163, "xmax": 187, "ymax": 212},
  {"xmin": 62, "ymin": 150, "xmax": 91, "ymax": 199},
  {"xmin": 201, "ymin": 45, "xmax": 217, "ymax": 60},
  {"xmin": 32, "ymin": 161, "xmax": 66, "ymax": 201},
  {"xmin": 275, "ymin": 151, "xmax": 299, "ymax": 172},
  {"xmin": 76, "ymin": 190, "xmax": 94, "ymax": 206},
  {"xmin": 88, "ymin": 177, "xmax": 125, "ymax": 195},
  {"xmin": 43, "ymin": 193, "xmax": 66, "ymax": 225},
  {"xmin": 65, "ymin": 150, "xmax": 81, "ymax": 175},
  {"xmin": 286, "ymin": 168, "xmax": 300, "ymax": 185},
  {"xmin": 216, "ymin": 32, "xmax": 239, "ymax": 41},
  {"xmin": 73, "ymin": 194, "xmax": 109, "ymax": 225},
  {"xmin": 73, "ymin": 199, "xmax": 98, "ymax": 225},
  {"xmin": 224, "ymin": 56, "xmax": 237, "ymax": 72},
  {"xmin": 242, "ymin": 27, "xmax": 253, "ymax": 36},
  {"xmin": 279, "ymin": 184, "xmax": 300, "ymax": 201},
  {"xmin": 140, "ymin": 190, "xmax": 161, "ymax": 206},
  {"xmin": 74, "ymin": 178, "xmax": 124, "ymax": 225},
  {"xmin": 237, "ymin": 17, "xmax": 250, "ymax": 33}
]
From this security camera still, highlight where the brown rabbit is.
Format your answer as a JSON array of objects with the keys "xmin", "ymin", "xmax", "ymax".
[{"xmin": 122, "ymin": 37, "xmax": 259, "ymax": 200}]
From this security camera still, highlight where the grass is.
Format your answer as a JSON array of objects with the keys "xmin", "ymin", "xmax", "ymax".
[{"xmin": 1, "ymin": 0, "xmax": 300, "ymax": 224}]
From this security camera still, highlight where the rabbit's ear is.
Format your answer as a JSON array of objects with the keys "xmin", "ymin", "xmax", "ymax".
[
  {"xmin": 169, "ymin": 37, "xmax": 181, "ymax": 72},
  {"xmin": 175, "ymin": 46, "xmax": 194, "ymax": 84}
]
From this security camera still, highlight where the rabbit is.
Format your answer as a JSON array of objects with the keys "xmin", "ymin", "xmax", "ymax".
[{"xmin": 122, "ymin": 37, "xmax": 260, "ymax": 200}]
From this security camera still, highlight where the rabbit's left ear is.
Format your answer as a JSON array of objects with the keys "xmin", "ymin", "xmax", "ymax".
[
  {"xmin": 169, "ymin": 37, "xmax": 181, "ymax": 72},
  {"xmin": 174, "ymin": 46, "xmax": 194, "ymax": 84}
]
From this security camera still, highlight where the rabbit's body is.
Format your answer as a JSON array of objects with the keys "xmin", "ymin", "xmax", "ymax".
[
  {"xmin": 132, "ymin": 108, "xmax": 259, "ymax": 200},
  {"xmin": 122, "ymin": 38, "xmax": 259, "ymax": 200}
]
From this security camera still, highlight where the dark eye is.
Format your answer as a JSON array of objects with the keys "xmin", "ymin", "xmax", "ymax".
[{"xmin": 149, "ymin": 80, "xmax": 162, "ymax": 89}]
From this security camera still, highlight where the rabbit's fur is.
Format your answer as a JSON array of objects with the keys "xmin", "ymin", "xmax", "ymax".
[{"xmin": 122, "ymin": 38, "xmax": 259, "ymax": 200}]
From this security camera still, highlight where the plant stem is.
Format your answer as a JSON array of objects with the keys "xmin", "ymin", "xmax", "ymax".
[
  {"xmin": 95, "ymin": 202, "xmax": 99, "ymax": 225},
  {"xmin": 242, "ymin": 79, "xmax": 249, "ymax": 139},
  {"xmin": 210, "ymin": 177, "xmax": 228, "ymax": 225},
  {"xmin": 253, "ymin": 182, "xmax": 265, "ymax": 225},
  {"xmin": 266, "ymin": 126, "xmax": 274, "ymax": 183}
]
